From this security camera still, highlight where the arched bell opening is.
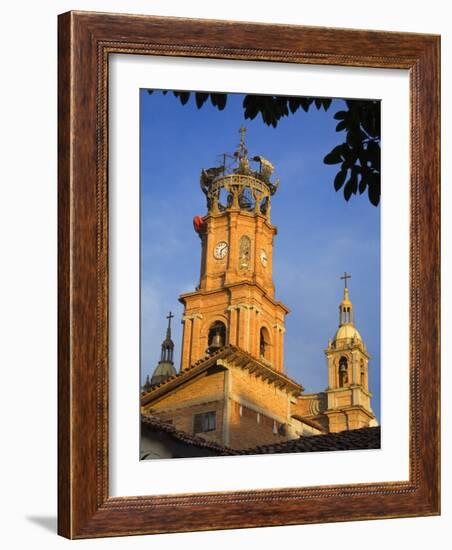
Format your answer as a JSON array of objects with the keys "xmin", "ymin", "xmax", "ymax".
[
  {"xmin": 338, "ymin": 356, "xmax": 349, "ymax": 387},
  {"xmin": 207, "ymin": 321, "xmax": 227, "ymax": 354},
  {"xmin": 259, "ymin": 326, "xmax": 271, "ymax": 362}
]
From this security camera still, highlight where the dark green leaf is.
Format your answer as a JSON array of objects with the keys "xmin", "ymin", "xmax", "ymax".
[
  {"xmin": 349, "ymin": 167, "xmax": 359, "ymax": 194},
  {"xmin": 344, "ymin": 180, "xmax": 353, "ymax": 201},
  {"xmin": 288, "ymin": 97, "xmax": 300, "ymax": 113},
  {"xmin": 324, "ymin": 144, "xmax": 344, "ymax": 165},
  {"xmin": 195, "ymin": 92, "xmax": 208, "ymax": 109},
  {"xmin": 334, "ymin": 111, "xmax": 348, "ymax": 120},
  {"xmin": 359, "ymin": 176, "xmax": 367, "ymax": 194},
  {"xmin": 368, "ymin": 174, "xmax": 381, "ymax": 206},
  {"xmin": 334, "ymin": 169, "xmax": 347, "ymax": 191},
  {"xmin": 300, "ymin": 98, "xmax": 313, "ymax": 112}
]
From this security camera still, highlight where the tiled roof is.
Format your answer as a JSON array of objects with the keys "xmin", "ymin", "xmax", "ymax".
[
  {"xmin": 141, "ymin": 414, "xmax": 239, "ymax": 455},
  {"xmin": 142, "ymin": 414, "xmax": 380, "ymax": 456},
  {"xmin": 243, "ymin": 426, "xmax": 381, "ymax": 454},
  {"xmin": 141, "ymin": 344, "xmax": 303, "ymax": 406},
  {"xmin": 291, "ymin": 414, "xmax": 326, "ymax": 433}
]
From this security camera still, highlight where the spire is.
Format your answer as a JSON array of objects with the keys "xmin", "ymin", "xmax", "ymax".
[
  {"xmin": 330, "ymin": 273, "xmax": 363, "ymax": 346},
  {"xmin": 160, "ymin": 311, "xmax": 174, "ymax": 362},
  {"xmin": 148, "ymin": 311, "xmax": 177, "ymax": 388},
  {"xmin": 165, "ymin": 311, "xmax": 174, "ymax": 340},
  {"xmin": 237, "ymin": 125, "xmax": 248, "ymax": 158},
  {"xmin": 339, "ymin": 272, "xmax": 353, "ymax": 326}
]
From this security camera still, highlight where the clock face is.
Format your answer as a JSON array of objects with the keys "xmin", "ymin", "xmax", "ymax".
[
  {"xmin": 214, "ymin": 241, "xmax": 228, "ymax": 259},
  {"xmin": 260, "ymin": 249, "xmax": 268, "ymax": 267}
]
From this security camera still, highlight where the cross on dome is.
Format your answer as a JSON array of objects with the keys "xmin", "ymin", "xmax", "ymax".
[{"xmin": 340, "ymin": 271, "xmax": 352, "ymax": 289}]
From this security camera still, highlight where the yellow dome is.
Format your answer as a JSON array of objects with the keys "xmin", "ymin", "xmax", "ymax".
[{"xmin": 334, "ymin": 324, "xmax": 362, "ymax": 341}]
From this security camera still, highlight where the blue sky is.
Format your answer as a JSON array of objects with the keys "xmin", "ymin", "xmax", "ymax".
[{"xmin": 140, "ymin": 90, "xmax": 381, "ymax": 421}]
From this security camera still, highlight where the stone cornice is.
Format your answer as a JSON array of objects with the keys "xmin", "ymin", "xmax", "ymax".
[
  {"xmin": 182, "ymin": 313, "xmax": 203, "ymax": 322},
  {"xmin": 179, "ymin": 281, "xmax": 289, "ymax": 314},
  {"xmin": 141, "ymin": 344, "xmax": 303, "ymax": 406}
]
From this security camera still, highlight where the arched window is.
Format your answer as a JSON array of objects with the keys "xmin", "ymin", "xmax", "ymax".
[
  {"xmin": 207, "ymin": 321, "xmax": 227, "ymax": 354},
  {"xmin": 360, "ymin": 360, "xmax": 366, "ymax": 386},
  {"xmin": 338, "ymin": 356, "xmax": 348, "ymax": 387},
  {"xmin": 260, "ymin": 327, "xmax": 271, "ymax": 361}
]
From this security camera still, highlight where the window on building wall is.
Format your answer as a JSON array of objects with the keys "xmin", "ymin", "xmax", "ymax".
[
  {"xmin": 260, "ymin": 327, "xmax": 271, "ymax": 361},
  {"xmin": 360, "ymin": 360, "xmax": 365, "ymax": 385},
  {"xmin": 193, "ymin": 411, "xmax": 216, "ymax": 434},
  {"xmin": 278, "ymin": 423, "xmax": 287, "ymax": 436}
]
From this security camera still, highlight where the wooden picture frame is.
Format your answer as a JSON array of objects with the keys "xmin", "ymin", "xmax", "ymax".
[{"xmin": 58, "ymin": 11, "xmax": 440, "ymax": 539}]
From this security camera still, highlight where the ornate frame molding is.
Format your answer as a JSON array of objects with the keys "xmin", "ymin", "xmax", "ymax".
[{"xmin": 58, "ymin": 11, "xmax": 440, "ymax": 538}]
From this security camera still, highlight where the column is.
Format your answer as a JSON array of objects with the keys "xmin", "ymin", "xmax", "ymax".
[
  {"xmin": 245, "ymin": 306, "xmax": 251, "ymax": 353},
  {"xmin": 236, "ymin": 304, "xmax": 250, "ymax": 351},
  {"xmin": 180, "ymin": 316, "xmax": 193, "ymax": 371},
  {"xmin": 279, "ymin": 326, "xmax": 285, "ymax": 372},
  {"xmin": 326, "ymin": 355, "xmax": 334, "ymax": 389},
  {"xmin": 351, "ymin": 351, "xmax": 359, "ymax": 385},
  {"xmin": 190, "ymin": 314, "xmax": 203, "ymax": 363},
  {"xmin": 253, "ymin": 307, "xmax": 262, "ymax": 358},
  {"xmin": 203, "ymin": 221, "xmax": 214, "ymax": 290},
  {"xmin": 227, "ymin": 305, "xmax": 238, "ymax": 346},
  {"xmin": 249, "ymin": 306, "xmax": 257, "ymax": 356},
  {"xmin": 272, "ymin": 324, "xmax": 278, "ymax": 370}
]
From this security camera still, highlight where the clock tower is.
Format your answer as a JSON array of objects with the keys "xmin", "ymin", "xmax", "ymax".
[{"xmin": 179, "ymin": 128, "xmax": 289, "ymax": 373}]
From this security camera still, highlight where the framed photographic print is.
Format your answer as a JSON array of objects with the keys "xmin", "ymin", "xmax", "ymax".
[{"xmin": 58, "ymin": 11, "xmax": 440, "ymax": 538}]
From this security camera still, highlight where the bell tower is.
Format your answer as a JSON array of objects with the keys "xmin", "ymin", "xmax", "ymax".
[
  {"xmin": 324, "ymin": 274, "xmax": 377, "ymax": 432},
  {"xmin": 179, "ymin": 128, "xmax": 289, "ymax": 373}
]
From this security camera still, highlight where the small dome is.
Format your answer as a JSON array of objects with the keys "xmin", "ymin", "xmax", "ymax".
[
  {"xmin": 151, "ymin": 360, "xmax": 177, "ymax": 386},
  {"xmin": 334, "ymin": 324, "xmax": 362, "ymax": 341}
]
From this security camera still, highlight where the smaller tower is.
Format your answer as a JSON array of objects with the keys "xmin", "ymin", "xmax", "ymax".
[
  {"xmin": 149, "ymin": 312, "xmax": 177, "ymax": 387},
  {"xmin": 324, "ymin": 274, "xmax": 377, "ymax": 432}
]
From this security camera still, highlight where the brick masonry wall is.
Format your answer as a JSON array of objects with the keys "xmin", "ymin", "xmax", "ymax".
[
  {"xmin": 228, "ymin": 399, "xmax": 289, "ymax": 449},
  {"xmin": 143, "ymin": 365, "xmax": 300, "ymax": 449},
  {"xmin": 144, "ymin": 370, "xmax": 226, "ymax": 444},
  {"xmin": 230, "ymin": 367, "xmax": 289, "ymax": 420},
  {"xmin": 157, "ymin": 401, "xmax": 225, "ymax": 443},
  {"xmin": 143, "ymin": 370, "xmax": 225, "ymax": 411}
]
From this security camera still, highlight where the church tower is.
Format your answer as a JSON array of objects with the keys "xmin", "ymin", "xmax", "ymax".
[
  {"xmin": 148, "ymin": 312, "xmax": 177, "ymax": 387},
  {"xmin": 179, "ymin": 128, "xmax": 289, "ymax": 373},
  {"xmin": 324, "ymin": 274, "xmax": 377, "ymax": 432}
]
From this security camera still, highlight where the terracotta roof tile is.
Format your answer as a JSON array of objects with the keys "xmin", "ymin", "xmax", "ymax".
[
  {"xmin": 142, "ymin": 414, "xmax": 380, "ymax": 457},
  {"xmin": 141, "ymin": 414, "xmax": 239, "ymax": 455},
  {"xmin": 243, "ymin": 426, "xmax": 381, "ymax": 454}
]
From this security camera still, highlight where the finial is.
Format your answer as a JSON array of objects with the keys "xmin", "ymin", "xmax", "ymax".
[
  {"xmin": 165, "ymin": 311, "xmax": 174, "ymax": 339},
  {"xmin": 166, "ymin": 311, "xmax": 174, "ymax": 328},
  {"xmin": 340, "ymin": 271, "xmax": 352, "ymax": 290},
  {"xmin": 236, "ymin": 125, "xmax": 248, "ymax": 159},
  {"xmin": 338, "ymin": 272, "xmax": 353, "ymax": 325},
  {"xmin": 239, "ymin": 125, "xmax": 247, "ymax": 146}
]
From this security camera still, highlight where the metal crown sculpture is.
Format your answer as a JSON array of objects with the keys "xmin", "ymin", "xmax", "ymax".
[{"xmin": 199, "ymin": 126, "xmax": 280, "ymax": 220}]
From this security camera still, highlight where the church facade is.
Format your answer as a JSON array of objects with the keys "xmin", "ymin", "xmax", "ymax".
[{"xmin": 141, "ymin": 129, "xmax": 378, "ymax": 452}]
